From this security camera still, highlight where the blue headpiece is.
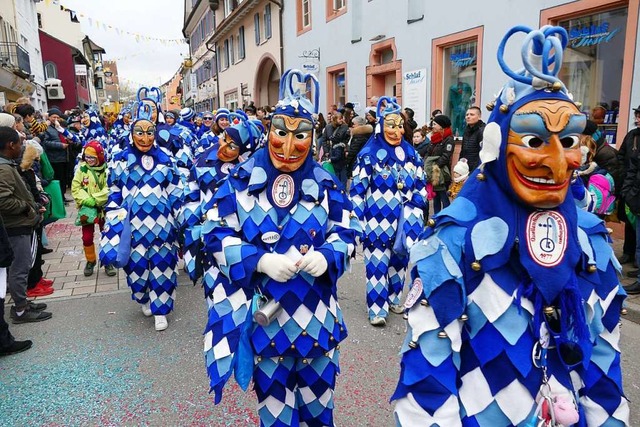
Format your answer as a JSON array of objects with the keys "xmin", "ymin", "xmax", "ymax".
[
  {"xmin": 224, "ymin": 112, "xmax": 262, "ymax": 155},
  {"xmin": 136, "ymin": 86, "xmax": 164, "ymax": 123},
  {"xmin": 215, "ymin": 108, "xmax": 231, "ymax": 123},
  {"xmin": 273, "ymin": 69, "xmax": 319, "ymax": 123},
  {"xmin": 133, "ymin": 101, "xmax": 155, "ymax": 124},
  {"xmin": 374, "ymin": 96, "xmax": 402, "ymax": 134},
  {"xmin": 479, "ymin": 25, "xmax": 584, "ymax": 168}
]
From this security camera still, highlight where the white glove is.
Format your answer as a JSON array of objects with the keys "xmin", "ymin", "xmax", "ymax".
[
  {"xmin": 55, "ymin": 124, "xmax": 64, "ymax": 133},
  {"xmin": 256, "ymin": 253, "xmax": 298, "ymax": 282},
  {"xmin": 297, "ymin": 251, "xmax": 328, "ymax": 277}
]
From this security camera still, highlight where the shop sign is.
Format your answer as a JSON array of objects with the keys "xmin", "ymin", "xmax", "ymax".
[
  {"xmin": 450, "ymin": 52, "xmax": 476, "ymax": 68},
  {"xmin": 402, "ymin": 68, "xmax": 427, "ymax": 126},
  {"xmin": 302, "ymin": 62, "xmax": 319, "ymax": 74},
  {"xmin": 74, "ymin": 64, "xmax": 87, "ymax": 76},
  {"xmin": 568, "ymin": 22, "xmax": 621, "ymax": 47}
]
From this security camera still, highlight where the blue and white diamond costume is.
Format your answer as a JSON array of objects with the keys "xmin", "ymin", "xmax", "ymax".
[
  {"xmin": 99, "ymin": 102, "xmax": 184, "ymax": 318},
  {"xmin": 201, "ymin": 70, "xmax": 360, "ymax": 427},
  {"xmin": 349, "ymin": 97, "xmax": 427, "ymax": 323},
  {"xmin": 180, "ymin": 113, "xmax": 262, "ymax": 288},
  {"xmin": 82, "ymin": 109, "xmax": 110, "ymax": 149},
  {"xmin": 392, "ymin": 26, "xmax": 629, "ymax": 427}
]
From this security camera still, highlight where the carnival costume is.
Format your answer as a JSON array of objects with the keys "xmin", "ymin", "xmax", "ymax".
[
  {"xmin": 201, "ymin": 70, "xmax": 360, "ymax": 427},
  {"xmin": 181, "ymin": 113, "xmax": 262, "ymax": 289},
  {"xmin": 99, "ymin": 101, "xmax": 184, "ymax": 331},
  {"xmin": 109, "ymin": 109, "xmax": 131, "ymax": 141},
  {"xmin": 392, "ymin": 26, "xmax": 629, "ymax": 426},
  {"xmin": 194, "ymin": 108, "xmax": 231, "ymax": 158},
  {"xmin": 349, "ymin": 97, "xmax": 427, "ymax": 326},
  {"xmin": 82, "ymin": 110, "xmax": 109, "ymax": 150}
]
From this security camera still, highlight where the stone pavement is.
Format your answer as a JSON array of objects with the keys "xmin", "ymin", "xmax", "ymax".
[{"xmin": 5, "ymin": 203, "xmax": 640, "ymax": 324}]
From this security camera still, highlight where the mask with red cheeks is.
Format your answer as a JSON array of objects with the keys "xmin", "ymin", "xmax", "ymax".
[
  {"xmin": 132, "ymin": 119, "xmax": 156, "ymax": 153},
  {"xmin": 217, "ymin": 131, "xmax": 240, "ymax": 162},
  {"xmin": 506, "ymin": 99, "xmax": 585, "ymax": 209},
  {"xmin": 268, "ymin": 115, "xmax": 313, "ymax": 172}
]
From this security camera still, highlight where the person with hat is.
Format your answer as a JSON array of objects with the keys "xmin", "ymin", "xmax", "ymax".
[
  {"xmin": 424, "ymin": 113, "xmax": 454, "ymax": 214},
  {"xmin": 71, "ymin": 141, "xmax": 115, "ymax": 277},
  {"xmin": 99, "ymin": 101, "xmax": 184, "ymax": 332},
  {"xmin": 180, "ymin": 112, "xmax": 262, "ymax": 287},
  {"xmin": 178, "ymin": 107, "xmax": 197, "ymax": 134},
  {"xmin": 200, "ymin": 69, "xmax": 360, "ymax": 426},
  {"xmin": 447, "ymin": 157, "xmax": 469, "ymax": 200},
  {"xmin": 393, "ymin": 25, "xmax": 628, "ymax": 426},
  {"xmin": 350, "ymin": 96, "xmax": 427, "ymax": 327},
  {"xmin": 193, "ymin": 108, "xmax": 231, "ymax": 158}
]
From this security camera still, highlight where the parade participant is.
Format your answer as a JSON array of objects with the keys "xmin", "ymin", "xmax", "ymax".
[
  {"xmin": 178, "ymin": 107, "xmax": 197, "ymax": 134},
  {"xmin": 164, "ymin": 111, "xmax": 177, "ymax": 126},
  {"xmin": 181, "ymin": 113, "xmax": 262, "ymax": 287},
  {"xmin": 350, "ymin": 96, "xmax": 427, "ymax": 327},
  {"xmin": 81, "ymin": 110, "xmax": 109, "ymax": 149},
  {"xmin": 71, "ymin": 141, "xmax": 115, "ymax": 277},
  {"xmin": 194, "ymin": 108, "xmax": 230, "ymax": 158},
  {"xmin": 99, "ymin": 102, "xmax": 184, "ymax": 332},
  {"xmin": 201, "ymin": 69, "xmax": 360, "ymax": 426},
  {"xmin": 194, "ymin": 113, "xmax": 208, "ymax": 139},
  {"xmin": 393, "ymin": 25, "xmax": 629, "ymax": 426},
  {"xmin": 109, "ymin": 109, "xmax": 131, "ymax": 141}
]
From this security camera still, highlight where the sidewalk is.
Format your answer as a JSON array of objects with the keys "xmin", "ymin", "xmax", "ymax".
[{"xmin": 5, "ymin": 204, "xmax": 640, "ymax": 324}]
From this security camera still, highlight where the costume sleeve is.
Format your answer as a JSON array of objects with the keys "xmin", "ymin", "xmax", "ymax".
[
  {"xmin": 71, "ymin": 170, "xmax": 90, "ymax": 206},
  {"xmin": 180, "ymin": 165, "xmax": 204, "ymax": 282},
  {"xmin": 28, "ymin": 120, "xmax": 48, "ymax": 137},
  {"xmin": 61, "ymin": 128, "xmax": 81, "ymax": 146},
  {"xmin": 92, "ymin": 177, "xmax": 110, "ymax": 208},
  {"xmin": 202, "ymin": 180, "xmax": 267, "ymax": 290},
  {"xmin": 349, "ymin": 154, "xmax": 371, "ymax": 226},
  {"xmin": 316, "ymin": 187, "xmax": 361, "ymax": 284},
  {"xmin": 105, "ymin": 159, "xmax": 124, "ymax": 211},
  {"xmin": 167, "ymin": 159, "xmax": 185, "ymax": 223},
  {"xmin": 392, "ymin": 224, "xmax": 467, "ymax": 426}
]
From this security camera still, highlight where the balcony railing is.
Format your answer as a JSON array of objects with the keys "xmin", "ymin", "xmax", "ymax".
[{"xmin": 0, "ymin": 42, "xmax": 31, "ymax": 78}]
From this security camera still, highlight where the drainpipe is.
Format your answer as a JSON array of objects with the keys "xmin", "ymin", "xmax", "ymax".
[{"xmin": 269, "ymin": 0, "xmax": 284, "ymax": 72}]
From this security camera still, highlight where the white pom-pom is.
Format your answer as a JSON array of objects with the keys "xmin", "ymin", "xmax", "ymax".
[
  {"xmin": 505, "ymin": 87, "xmax": 516, "ymax": 105},
  {"xmin": 479, "ymin": 122, "xmax": 502, "ymax": 164}
]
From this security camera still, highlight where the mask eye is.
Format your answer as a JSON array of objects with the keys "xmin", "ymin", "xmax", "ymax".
[
  {"xmin": 521, "ymin": 135, "xmax": 544, "ymax": 148},
  {"xmin": 295, "ymin": 132, "xmax": 308, "ymax": 140},
  {"xmin": 275, "ymin": 129, "xmax": 288, "ymax": 137},
  {"xmin": 560, "ymin": 135, "xmax": 579, "ymax": 149}
]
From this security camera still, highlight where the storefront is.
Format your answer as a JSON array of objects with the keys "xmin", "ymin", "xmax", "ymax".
[{"xmin": 542, "ymin": 0, "xmax": 639, "ymax": 146}]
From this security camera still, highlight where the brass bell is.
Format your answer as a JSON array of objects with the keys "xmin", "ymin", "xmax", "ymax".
[
  {"xmin": 302, "ymin": 358, "xmax": 308, "ymax": 364},
  {"xmin": 408, "ymin": 340, "xmax": 418, "ymax": 349},
  {"xmin": 586, "ymin": 264, "xmax": 597, "ymax": 273},
  {"xmin": 427, "ymin": 219, "xmax": 436, "ymax": 228},
  {"xmin": 543, "ymin": 306, "xmax": 555, "ymax": 316},
  {"xmin": 471, "ymin": 261, "xmax": 481, "ymax": 271},
  {"xmin": 257, "ymin": 356, "xmax": 262, "ymax": 362},
  {"xmin": 403, "ymin": 313, "xmax": 409, "ymax": 320},
  {"xmin": 437, "ymin": 331, "xmax": 448, "ymax": 339},
  {"xmin": 336, "ymin": 344, "xmax": 341, "ymax": 350},
  {"xmin": 278, "ymin": 356, "xmax": 284, "ymax": 362},
  {"xmin": 397, "ymin": 182, "xmax": 404, "ymax": 190},
  {"xmin": 551, "ymin": 81, "xmax": 563, "ymax": 92},
  {"xmin": 420, "ymin": 299, "xmax": 429, "ymax": 307},
  {"xmin": 486, "ymin": 101, "xmax": 495, "ymax": 111},
  {"xmin": 459, "ymin": 314, "xmax": 469, "ymax": 321},
  {"xmin": 499, "ymin": 104, "xmax": 509, "ymax": 113},
  {"xmin": 290, "ymin": 344, "xmax": 296, "ymax": 349},
  {"xmin": 270, "ymin": 341, "xmax": 276, "ymax": 347},
  {"xmin": 621, "ymin": 307, "xmax": 628, "ymax": 315},
  {"xmin": 476, "ymin": 172, "xmax": 486, "ymax": 181}
]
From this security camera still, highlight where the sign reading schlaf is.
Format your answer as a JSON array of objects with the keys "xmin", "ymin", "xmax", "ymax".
[
  {"xmin": 568, "ymin": 22, "xmax": 621, "ymax": 47},
  {"xmin": 402, "ymin": 69, "xmax": 427, "ymax": 126}
]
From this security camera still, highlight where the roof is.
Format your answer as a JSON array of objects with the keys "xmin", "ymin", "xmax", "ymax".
[{"xmin": 82, "ymin": 36, "xmax": 106, "ymax": 54}]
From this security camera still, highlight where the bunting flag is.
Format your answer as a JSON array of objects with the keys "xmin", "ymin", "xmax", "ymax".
[{"xmin": 50, "ymin": 2, "xmax": 187, "ymax": 45}]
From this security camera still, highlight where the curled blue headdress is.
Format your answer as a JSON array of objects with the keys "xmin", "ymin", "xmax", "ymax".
[
  {"xmin": 135, "ymin": 86, "xmax": 164, "ymax": 123},
  {"xmin": 479, "ymin": 25, "xmax": 583, "ymax": 167},
  {"xmin": 375, "ymin": 96, "xmax": 402, "ymax": 134},
  {"xmin": 225, "ymin": 111, "xmax": 262, "ymax": 155},
  {"xmin": 273, "ymin": 69, "xmax": 319, "ymax": 122},
  {"xmin": 133, "ymin": 101, "xmax": 155, "ymax": 124}
]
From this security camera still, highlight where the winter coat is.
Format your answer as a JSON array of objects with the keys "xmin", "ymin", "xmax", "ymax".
[
  {"xmin": 345, "ymin": 124, "xmax": 373, "ymax": 176},
  {"xmin": 41, "ymin": 125, "xmax": 68, "ymax": 163},
  {"xmin": 0, "ymin": 156, "xmax": 38, "ymax": 235},
  {"xmin": 460, "ymin": 120, "xmax": 485, "ymax": 171},
  {"xmin": 71, "ymin": 162, "xmax": 109, "ymax": 210},
  {"xmin": 617, "ymin": 127, "xmax": 640, "ymax": 172},
  {"xmin": 593, "ymin": 141, "xmax": 624, "ymax": 193},
  {"xmin": 0, "ymin": 214, "xmax": 14, "ymax": 268},
  {"xmin": 622, "ymin": 151, "xmax": 640, "ymax": 215}
]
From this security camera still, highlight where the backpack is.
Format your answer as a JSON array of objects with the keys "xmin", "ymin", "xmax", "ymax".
[{"xmin": 588, "ymin": 173, "xmax": 616, "ymax": 215}]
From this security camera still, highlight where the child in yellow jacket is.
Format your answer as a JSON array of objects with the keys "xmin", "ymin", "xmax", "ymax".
[
  {"xmin": 71, "ymin": 141, "xmax": 114, "ymax": 277},
  {"xmin": 448, "ymin": 158, "xmax": 470, "ymax": 200}
]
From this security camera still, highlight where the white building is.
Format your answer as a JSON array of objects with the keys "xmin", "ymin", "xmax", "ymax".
[
  {"xmin": 14, "ymin": 0, "xmax": 47, "ymax": 111},
  {"xmin": 283, "ymin": 0, "xmax": 640, "ymax": 145}
]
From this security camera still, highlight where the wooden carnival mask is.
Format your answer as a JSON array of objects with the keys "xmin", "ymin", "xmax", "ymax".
[
  {"xmin": 268, "ymin": 114, "xmax": 313, "ymax": 172},
  {"xmin": 132, "ymin": 119, "xmax": 156, "ymax": 153},
  {"xmin": 217, "ymin": 130, "xmax": 241, "ymax": 162},
  {"xmin": 383, "ymin": 113, "xmax": 405, "ymax": 146}
]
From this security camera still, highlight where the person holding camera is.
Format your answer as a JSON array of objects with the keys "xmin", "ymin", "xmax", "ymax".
[{"xmin": 201, "ymin": 70, "xmax": 360, "ymax": 426}]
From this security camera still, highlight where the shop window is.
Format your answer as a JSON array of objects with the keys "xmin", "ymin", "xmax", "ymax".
[
  {"xmin": 225, "ymin": 90, "xmax": 239, "ymax": 111},
  {"xmin": 559, "ymin": 7, "xmax": 627, "ymax": 145},
  {"xmin": 431, "ymin": 27, "xmax": 483, "ymax": 138},
  {"xmin": 297, "ymin": 0, "xmax": 312, "ymax": 35},
  {"xmin": 326, "ymin": 0, "xmax": 347, "ymax": 22},
  {"xmin": 265, "ymin": 4, "xmax": 272, "ymax": 40},
  {"xmin": 327, "ymin": 63, "xmax": 347, "ymax": 109},
  {"xmin": 254, "ymin": 13, "xmax": 261, "ymax": 45}
]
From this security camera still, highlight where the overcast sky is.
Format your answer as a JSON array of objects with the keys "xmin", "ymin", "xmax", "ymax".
[{"xmin": 60, "ymin": 0, "xmax": 189, "ymax": 88}]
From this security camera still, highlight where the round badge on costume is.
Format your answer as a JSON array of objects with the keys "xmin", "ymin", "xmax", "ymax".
[
  {"xmin": 261, "ymin": 231, "xmax": 281, "ymax": 244},
  {"xmin": 272, "ymin": 174, "xmax": 295, "ymax": 208},
  {"xmin": 395, "ymin": 146, "xmax": 406, "ymax": 162},
  {"xmin": 404, "ymin": 278, "xmax": 424, "ymax": 309},
  {"xmin": 221, "ymin": 163, "xmax": 233, "ymax": 175},
  {"xmin": 526, "ymin": 210, "xmax": 567, "ymax": 267},
  {"xmin": 141, "ymin": 155, "xmax": 154, "ymax": 171}
]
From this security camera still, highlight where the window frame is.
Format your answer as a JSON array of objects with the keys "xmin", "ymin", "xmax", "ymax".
[
  {"xmin": 297, "ymin": 0, "xmax": 312, "ymax": 35},
  {"xmin": 238, "ymin": 26, "xmax": 246, "ymax": 60},
  {"xmin": 326, "ymin": 0, "xmax": 347, "ymax": 22},
  {"xmin": 265, "ymin": 4, "xmax": 272, "ymax": 40},
  {"xmin": 254, "ymin": 13, "xmax": 261, "ymax": 45},
  {"xmin": 44, "ymin": 61, "xmax": 58, "ymax": 79}
]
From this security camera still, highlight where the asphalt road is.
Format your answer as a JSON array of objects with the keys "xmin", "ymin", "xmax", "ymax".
[{"xmin": 1, "ymin": 258, "xmax": 639, "ymax": 426}]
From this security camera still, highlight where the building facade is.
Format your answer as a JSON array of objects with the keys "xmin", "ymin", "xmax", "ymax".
[
  {"xmin": 0, "ymin": 0, "xmax": 36, "ymax": 108},
  {"xmin": 160, "ymin": 66, "xmax": 184, "ymax": 113},
  {"xmin": 283, "ymin": 0, "xmax": 639, "ymax": 145},
  {"xmin": 183, "ymin": 0, "xmax": 282, "ymax": 113},
  {"xmin": 14, "ymin": 0, "xmax": 47, "ymax": 111}
]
